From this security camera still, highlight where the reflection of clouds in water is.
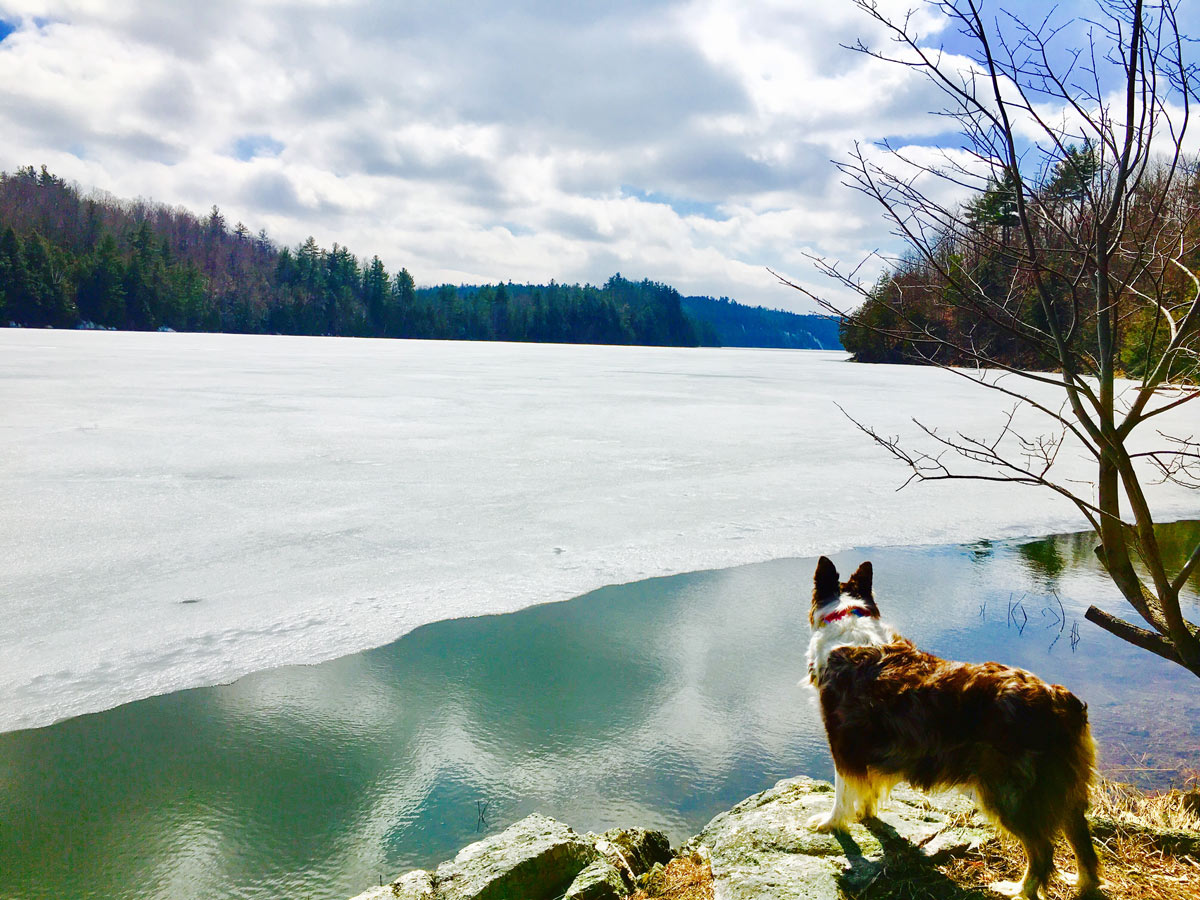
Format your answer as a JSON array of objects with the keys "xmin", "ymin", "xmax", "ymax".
[
  {"xmin": 211, "ymin": 654, "xmax": 403, "ymax": 733},
  {"xmin": 352, "ymin": 708, "xmax": 498, "ymax": 870},
  {"xmin": 4, "ymin": 526, "xmax": 1198, "ymax": 900},
  {"xmin": 619, "ymin": 566, "xmax": 825, "ymax": 777},
  {"xmin": 152, "ymin": 818, "xmax": 229, "ymax": 900},
  {"xmin": 344, "ymin": 562, "xmax": 839, "ymax": 860}
]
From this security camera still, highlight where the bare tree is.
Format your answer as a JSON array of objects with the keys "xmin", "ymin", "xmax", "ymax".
[{"xmin": 780, "ymin": 0, "xmax": 1200, "ymax": 677}]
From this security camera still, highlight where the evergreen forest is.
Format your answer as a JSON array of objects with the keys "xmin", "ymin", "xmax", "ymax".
[{"xmin": 0, "ymin": 165, "xmax": 835, "ymax": 350}]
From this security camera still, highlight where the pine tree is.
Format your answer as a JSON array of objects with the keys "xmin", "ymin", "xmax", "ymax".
[
  {"xmin": 22, "ymin": 231, "xmax": 77, "ymax": 327},
  {"xmin": 76, "ymin": 233, "xmax": 126, "ymax": 326},
  {"xmin": 363, "ymin": 255, "xmax": 390, "ymax": 333},
  {"xmin": 390, "ymin": 267, "xmax": 416, "ymax": 337}
]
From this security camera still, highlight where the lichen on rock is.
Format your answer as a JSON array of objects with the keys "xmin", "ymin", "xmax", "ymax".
[
  {"xmin": 564, "ymin": 858, "xmax": 629, "ymax": 900},
  {"xmin": 689, "ymin": 776, "xmax": 991, "ymax": 900},
  {"xmin": 350, "ymin": 777, "xmax": 992, "ymax": 900}
]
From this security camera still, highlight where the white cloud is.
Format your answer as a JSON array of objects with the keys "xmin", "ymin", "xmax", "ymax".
[{"xmin": 0, "ymin": 1, "xmax": 1075, "ymax": 311}]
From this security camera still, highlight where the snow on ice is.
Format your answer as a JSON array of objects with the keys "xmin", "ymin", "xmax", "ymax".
[{"xmin": 1, "ymin": 329, "xmax": 1196, "ymax": 731}]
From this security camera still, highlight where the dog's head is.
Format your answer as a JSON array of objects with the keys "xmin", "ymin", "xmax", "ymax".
[{"xmin": 809, "ymin": 556, "xmax": 880, "ymax": 627}]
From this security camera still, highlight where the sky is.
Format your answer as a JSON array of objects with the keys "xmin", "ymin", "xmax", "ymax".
[{"xmin": 0, "ymin": 1, "xmax": 1193, "ymax": 310}]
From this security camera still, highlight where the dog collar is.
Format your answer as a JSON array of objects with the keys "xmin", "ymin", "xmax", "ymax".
[{"xmin": 821, "ymin": 605, "xmax": 872, "ymax": 624}]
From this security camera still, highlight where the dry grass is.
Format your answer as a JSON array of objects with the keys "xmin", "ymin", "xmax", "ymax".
[
  {"xmin": 936, "ymin": 830, "xmax": 1199, "ymax": 900},
  {"xmin": 1089, "ymin": 775, "xmax": 1200, "ymax": 833},
  {"xmin": 871, "ymin": 778, "xmax": 1200, "ymax": 900},
  {"xmin": 627, "ymin": 779, "xmax": 1200, "ymax": 900},
  {"xmin": 625, "ymin": 853, "xmax": 714, "ymax": 900}
]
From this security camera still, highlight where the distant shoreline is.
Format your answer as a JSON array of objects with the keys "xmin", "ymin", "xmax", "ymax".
[{"xmin": 1, "ymin": 167, "xmax": 841, "ymax": 351}]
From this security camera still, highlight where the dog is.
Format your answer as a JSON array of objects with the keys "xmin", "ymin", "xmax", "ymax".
[{"xmin": 805, "ymin": 556, "xmax": 1101, "ymax": 899}]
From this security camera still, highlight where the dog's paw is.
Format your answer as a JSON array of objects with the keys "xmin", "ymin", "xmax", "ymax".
[
  {"xmin": 1061, "ymin": 872, "xmax": 1105, "ymax": 898},
  {"xmin": 806, "ymin": 812, "xmax": 846, "ymax": 833},
  {"xmin": 988, "ymin": 881, "xmax": 1039, "ymax": 900}
]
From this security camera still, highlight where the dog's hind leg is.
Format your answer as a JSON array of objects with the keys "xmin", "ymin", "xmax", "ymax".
[
  {"xmin": 989, "ymin": 827, "xmax": 1054, "ymax": 900},
  {"xmin": 1063, "ymin": 805, "xmax": 1101, "ymax": 896},
  {"xmin": 979, "ymin": 783, "xmax": 1055, "ymax": 900},
  {"xmin": 807, "ymin": 770, "xmax": 862, "ymax": 833},
  {"xmin": 1017, "ymin": 833, "xmax": 1055, "ymax": 900}
]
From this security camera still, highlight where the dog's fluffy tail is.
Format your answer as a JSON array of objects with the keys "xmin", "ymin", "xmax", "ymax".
[{"xmin": 1057, "ymin": 688, "xmax": 1096, "ymax": 819}]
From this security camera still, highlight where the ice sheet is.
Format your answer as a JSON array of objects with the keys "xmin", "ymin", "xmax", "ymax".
[{"xmin": 1, "ymin": 329, "xmax": 1196, "ymax": 732}]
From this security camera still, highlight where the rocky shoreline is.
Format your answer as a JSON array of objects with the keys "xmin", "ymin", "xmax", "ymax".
[{"xmin": 349, "ymin": 776, "xmax": 996, "ymax": 900}]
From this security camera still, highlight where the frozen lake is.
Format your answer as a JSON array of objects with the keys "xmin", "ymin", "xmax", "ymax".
[{"xmin": 2, "ymin": 329, "xmax": 1197, "ymax": 732}]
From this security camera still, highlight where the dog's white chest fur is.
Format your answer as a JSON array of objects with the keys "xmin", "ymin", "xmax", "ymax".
[{"xmin": 806, "ymin": 610, "xmax": 897, "ymax": 682}]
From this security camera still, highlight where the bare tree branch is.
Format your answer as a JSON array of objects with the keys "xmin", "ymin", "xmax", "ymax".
[{"xmin": 796, "ymin": 0, "xmax": 1200, "ymax": 677}]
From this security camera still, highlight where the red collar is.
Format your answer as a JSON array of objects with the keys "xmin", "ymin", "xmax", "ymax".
[{"xmin": 821, "ymin": 605, "xmax": 873, "ymax": 624}]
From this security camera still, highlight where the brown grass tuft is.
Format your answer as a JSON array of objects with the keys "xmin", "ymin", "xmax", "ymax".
[
  {"xmin": 1089, "ymin": 775, "xmax": 1200, "ymax": 833},
  {"xmin": 920, "ymin": 779, "xmax": 1200, "ymax": 900},
  {"xmin": 625, "ymin": 853, "xmax": 715, "ymax": 900}
]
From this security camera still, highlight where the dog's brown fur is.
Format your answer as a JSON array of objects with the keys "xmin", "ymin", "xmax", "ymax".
[{"xmin": 807, "ymin": 557, "xmax": 1101, "ymax": 899}]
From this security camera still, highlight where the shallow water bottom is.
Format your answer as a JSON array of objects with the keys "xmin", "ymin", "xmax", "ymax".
[{"xmin": 1, "ymin": 526, "xmax": 1197, "ymax": 900}]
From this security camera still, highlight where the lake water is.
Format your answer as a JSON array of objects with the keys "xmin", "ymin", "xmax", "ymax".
[{"xmin": 2, "ymin": 525, "xmax": 1197, "ymax": 900}]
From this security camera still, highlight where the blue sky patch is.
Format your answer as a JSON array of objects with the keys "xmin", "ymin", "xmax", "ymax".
[
  {"xmin": 0, "ymin": 18, "xmax": 17, "ymax": 43},
  {"xmin": 621, "ymin": 186, "xmax": 723, "ymax": 220},
  {"xmin": 232, "ymin": 134, "xmax": 285, "ymax": 161},
  {"xmin": 500, "ymin": 221, "xmax": 535, "ymax": 237}
]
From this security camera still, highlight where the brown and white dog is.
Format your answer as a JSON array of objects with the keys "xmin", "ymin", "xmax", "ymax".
[{"xmin": 806, "ymin": 556, "xmax": 1101, "ymax": 899}]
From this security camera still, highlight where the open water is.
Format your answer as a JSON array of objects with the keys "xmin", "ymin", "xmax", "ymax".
[{"xmin": 2, "ymin": 525, "xmax": 1197, "ymax": 900}]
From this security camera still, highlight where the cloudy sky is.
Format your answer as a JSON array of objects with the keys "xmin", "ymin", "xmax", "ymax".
[{"xmin": 0, "ymin": 1, "xmax": 1189, "ymax": 310}]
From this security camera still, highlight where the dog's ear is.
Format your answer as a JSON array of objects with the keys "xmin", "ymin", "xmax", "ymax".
[
  {"xmin": 814, "ymin": 556, "xmax": 839, "ymax": 600},
  {"xmin": 843, "ymin": 561, "xmax": 879, "ymax": 614},
  {"xmin": 811, "ymin": 556, "xmax": 841, "ymax": 627},
  {"xmin": 843, "ymin": 561, "xmax": 872, "ymax": 598}
]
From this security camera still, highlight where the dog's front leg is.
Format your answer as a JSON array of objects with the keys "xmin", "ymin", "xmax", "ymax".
[{"xmin": 807, "ymin": 771, "xmax": 859, "ymax": 833}]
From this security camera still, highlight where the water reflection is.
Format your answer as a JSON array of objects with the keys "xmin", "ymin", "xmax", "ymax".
[{"xmin": 1, "ymin": 526, "xmax": 1197, "ymax": 900}]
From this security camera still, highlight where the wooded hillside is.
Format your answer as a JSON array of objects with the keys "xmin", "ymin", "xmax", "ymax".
[
  {"xmin": 839, "ymin": 146, "xmax": 1200, "ymax": 380},
  {"xmin": 0, "ymin": 166, "xmax": 699, "ymax": 347},
  {"xmin": 682, "ymin": 295, "xmax": 840, "ymax": 349}
]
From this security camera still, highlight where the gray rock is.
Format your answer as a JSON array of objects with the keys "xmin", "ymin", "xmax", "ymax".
[
  {"xmin": 691, "ymin": 776, "xmax": 991, "ymax": 900},
  {"xmin": 346, "ymin": 887, "xmax": 393, "ymax": 900},
  {"xmin": 432, "ymin": 813, "xmax": 598, "ymax": 900},
  {"xmin": 563, "ymin": 859, "xmax": 628, "ymax": 900},
  {"xmin": 349, "ymin": 780, "xmax": 997, "ymax": 900},
  {"xmin": 636, "ymin": 862, "xmax": 667, "ymax": 892},
  {"xmin": 392, "ymin": 870, "xmax": 435, "ymax": 899},
  {"xmin": 347, "ymin": 870, "xmax": 433, "ymax": 900},
  {"xmin": 597, "ymin": 827, "xmax": 672, "ymax": 878},
  {"xmin": 1090, "ymin": 816, "xmax": 1200, "ymax": 858},
  {"xmin": 1182, "ymin": 790, "xmax": 1200, "ymax": 818}
]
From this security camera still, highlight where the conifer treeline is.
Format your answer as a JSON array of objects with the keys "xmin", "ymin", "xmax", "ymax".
[{"xmin": 0, "ymin": 166, "xmax": 706, "ymax": 346}]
